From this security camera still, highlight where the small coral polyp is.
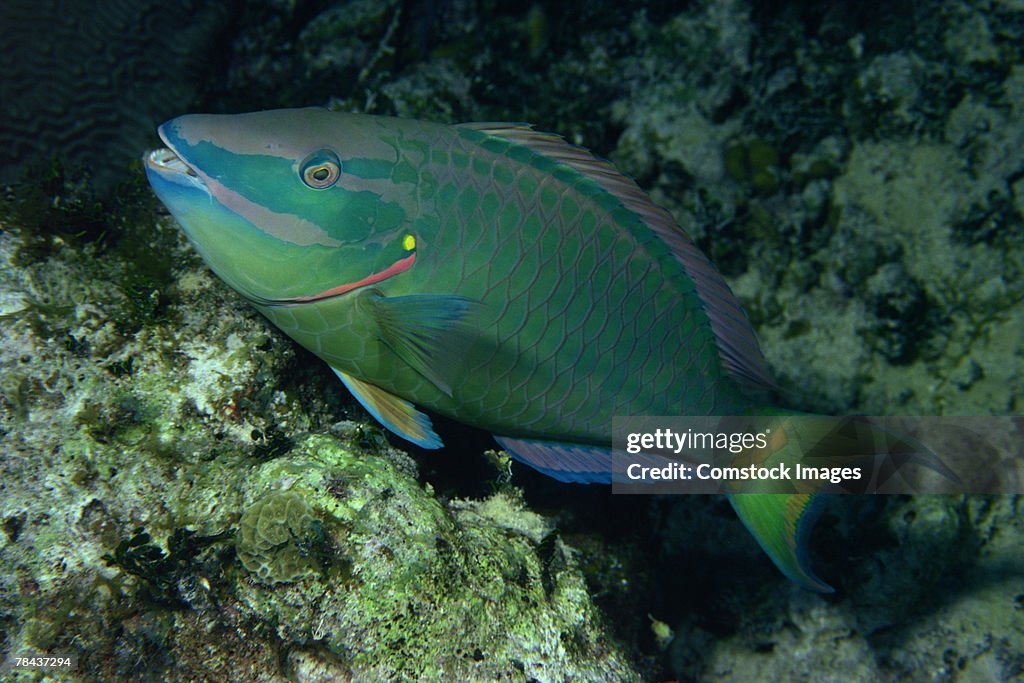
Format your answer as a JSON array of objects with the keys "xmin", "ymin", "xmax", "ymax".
[{"xmin": 236, "ymin": 491, "xmax": 319, "ymax": 585}]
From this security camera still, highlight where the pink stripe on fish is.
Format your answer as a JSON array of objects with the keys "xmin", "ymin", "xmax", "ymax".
[{"xmin": 278, "ymin": 252, "xmax": 417, "ymax": 304}]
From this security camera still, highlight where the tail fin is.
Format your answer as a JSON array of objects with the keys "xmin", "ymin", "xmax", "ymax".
[
  {"xmin": 728, "ymin": 491, "xmax": 833, "ymax": 592},
  {"xmin": 726, "ymin": 410, "xmax": 955, "ymax": 592}
]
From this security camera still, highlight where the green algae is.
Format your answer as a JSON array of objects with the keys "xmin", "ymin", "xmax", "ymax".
[
  {"xmin": 0, "ymin": 197, "xmax": 640, "ymax": 679},
  {"xmin": 230, "ymin": 435, "xmax": 640, "ymax": 682},
  {"xmin": 103, "ymin": 527, "xmax": 234, "ymax": 607}
]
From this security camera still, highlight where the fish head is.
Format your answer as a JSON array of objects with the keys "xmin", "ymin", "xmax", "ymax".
[{"xmin": 144, "ymin": 108, "xmax": 420, "ymax": 305}]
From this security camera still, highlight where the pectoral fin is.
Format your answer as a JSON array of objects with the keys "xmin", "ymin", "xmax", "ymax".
[
  {"xmin": 363, "ymin": 292, "xmax": 480, "ymax": 397},
  {"xmin": 332, "ymin": 367, "xmax": 442, "ymax": 449}
]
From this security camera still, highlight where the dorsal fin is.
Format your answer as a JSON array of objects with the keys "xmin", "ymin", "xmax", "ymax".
[{"xmin": 458, "ymin": 122, "xmax": 774, "ymax": 389}]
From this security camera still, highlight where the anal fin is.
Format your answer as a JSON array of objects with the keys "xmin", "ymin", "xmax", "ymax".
[
  {"xmin": 494, "ymin": 436, "xmax": 614, "ymax": 484},
  {"xmin": 332, "ymin": 367, "xmax": 443, "ymax": 449}
]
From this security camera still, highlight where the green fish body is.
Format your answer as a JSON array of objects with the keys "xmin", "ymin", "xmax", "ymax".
[{"xmin": 146, "ymin": 108, "xmax": 836, "ymax": 590}]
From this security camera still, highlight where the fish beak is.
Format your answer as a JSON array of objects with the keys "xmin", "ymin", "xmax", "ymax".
[
  {"xmin": 145, "ymin": 147, "xmax": 195, "ymax": 176},
  {"xmin": 143, "ymin": 118, "xmax": 209, "ymax": 191},
  {"xmin": 143, "ymin": 146, "xmax": 207, "ymax": 194}
]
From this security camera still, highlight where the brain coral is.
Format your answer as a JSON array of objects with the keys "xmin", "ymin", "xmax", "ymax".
[
  {"xmin": 0, "ymin": 0, "xmax": 228, "ymax": 190},
  {"xmin": 236, "ymin": 491, "xmax": 321, "ymax": 585}
]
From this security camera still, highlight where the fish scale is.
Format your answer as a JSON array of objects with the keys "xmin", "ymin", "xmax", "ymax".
[
  {"xmin": 413, "ymin": 130, "xmax": 727, "ymax": 435},
  {"xmin": 142, "ymin": 107, "xmax": 912, "ymax": 592}
]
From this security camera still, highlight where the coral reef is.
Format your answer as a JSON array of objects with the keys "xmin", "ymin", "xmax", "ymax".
[
  {"xmin": 235, "ymin": 492, "xmax": 321, "ymax": 586},
  {"xmin": 0, "ymin": 203, "xmax": 640, "ymax": 679},
  {"xmin": 603, "ymin": 0, "xmax": 1024, "ymax": 419},
  {"xmin": 233, "ymin": 437, "xmax": 639, "ymax": 681},
  {"xmin": 1, "ymin": 0, "xmax": 1022, "ymax": 681}
]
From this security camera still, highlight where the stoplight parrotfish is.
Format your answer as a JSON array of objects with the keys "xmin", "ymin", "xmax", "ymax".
[{"xmin": 145, "ymin": 108, "xmax": 891, "ymax": 592}]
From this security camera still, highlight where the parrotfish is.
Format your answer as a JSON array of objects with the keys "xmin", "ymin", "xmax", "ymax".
[{"xmin": 145, "ymin": 108, "xmax": 882, "ymax": 591}]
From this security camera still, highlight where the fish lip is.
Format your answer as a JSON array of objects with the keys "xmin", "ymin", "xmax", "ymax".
[
  {"xmin": 144, "ymin": 123, "xmax": 203, "ymax": 183},
  {"xmin": 144, "ymin": 147, "xmax": 199, "ymax": 177}
]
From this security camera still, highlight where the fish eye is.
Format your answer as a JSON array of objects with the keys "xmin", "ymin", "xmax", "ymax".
[{"xmin": 300, "ymin": 149, "xmax": 341, "ymax": 189}]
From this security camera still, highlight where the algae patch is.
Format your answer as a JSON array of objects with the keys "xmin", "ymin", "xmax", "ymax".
[{"xmin": 229, "ymin": 434, "xmax": 642, "ymax": 683}]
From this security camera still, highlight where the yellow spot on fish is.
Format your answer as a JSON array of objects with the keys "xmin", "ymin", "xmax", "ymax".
[{"xmin": 403, "ymin": 234, "xmax": 416, "ymax": 251}]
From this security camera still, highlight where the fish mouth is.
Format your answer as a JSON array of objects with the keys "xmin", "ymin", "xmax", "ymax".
[
  {"xmin": 144, "ymin": 123, "xmax": 205, "ymax": 188},
  {"xmin": 145, "ymin": 147, "xmax": 198, "ymax": 177},
  {"xmin": 144, "ymin": 145, "xmax": 208, "ymax": 196}
]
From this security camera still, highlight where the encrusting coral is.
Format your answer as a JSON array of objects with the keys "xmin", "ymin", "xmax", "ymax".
[{"xmin": 235, "ymin": 492, "xmax": 321, "ymax": 586}]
